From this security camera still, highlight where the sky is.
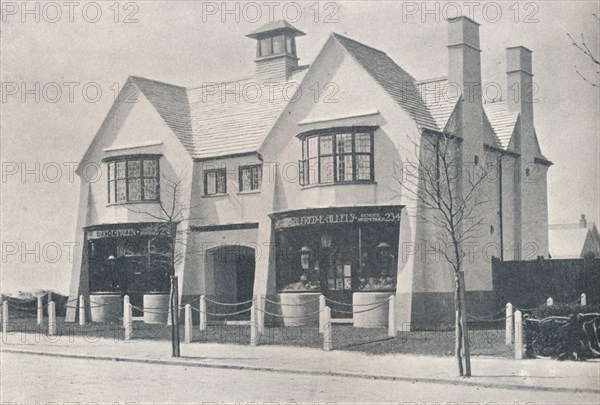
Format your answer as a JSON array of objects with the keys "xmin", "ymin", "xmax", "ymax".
[{"xmin": 1, "ymin": 0, "xmax": 599, "ymax": 295}]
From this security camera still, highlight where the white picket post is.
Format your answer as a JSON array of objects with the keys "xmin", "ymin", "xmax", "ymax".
[
  {"xmin": 546, "ymin": 297, "xmax": 553, "ymax": 306},
  {"xmin": 79, "ymin": 295, "xmax": 86, "ymax": 326},
  {"xmin": 2, "ymin": 301, "xmax": 8, "ymax": 336},
  {"xmin": 319, "ymin": 295, "xmax": 326, "ymax": 334},
  {"xmin": 199, "ymin": 295, "xmax": 207, "ymax": 332},
  {"xmin": 505, "ymin": 303, "xmax": 514, "ymax": 345},
  {"xmin": 123, "ymin": 295, "xmax": 130, "ymax": 327},
  {"xmin": 37, "ymin": 296, "xmax": 43, "ymax": 325},
  {"xmin": 257, "ymin": 295, "xmax": 264, "ymax": 334},
  {"xmin": 323, "ymin": 306, "xmax": 333, "ymax": 351},
  {"xmin": 48, "ymin": 301, "xmax": 57, "ymax": 336},
  {"xmin": 124, "ymin": 303, "xmax": 133, "ymax": 341},
  {"xmin": 514, "ymin": 310, "xmax": 523, "ymax": 360},
  {"xmin": 184, "ymin": 304, "xmax": 192, "ymax": 344},
  {"xmin": 388, "ymin": 295, "xmax": 396, "ymax": 337},
  {"xmin": 581, "ymin": 293, "xmax": 587, "ymax": 306},
  {"xmin": 250, "ymin": 302, "xmax": 257, "ymax": 347}
]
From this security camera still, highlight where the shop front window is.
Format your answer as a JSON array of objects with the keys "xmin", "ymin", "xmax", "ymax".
[
  {"xmin": 298, "ymin": 128, "xmax": 375, "ymax": 186},
  {"xmin": 274, "ymin": 207, "xmax": 400, "ymax": 293}
]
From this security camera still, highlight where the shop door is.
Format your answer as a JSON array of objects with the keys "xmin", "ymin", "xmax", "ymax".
[
  {"xmin": 235, "ymin": 251, "xmax": 255, "ymax": 320},
  {"xmin": 320, "ymin": 246, "xmax": 354, "ymax": 319},
  {"xmin": 121, "ymin": 258, "xmax": 145, "ymax": 316}
]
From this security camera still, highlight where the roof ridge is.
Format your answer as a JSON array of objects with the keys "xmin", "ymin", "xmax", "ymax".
[
  {"xmin": 130, "ymin": 75, "xmax": 187, "ymax": 90},
  {"xmin": 331, "ymin": 32, "xmax": 388, "ymax": 55},
  {"xmin": 416, "ymin": 76, "xmax": 448, "ymax": 84}
]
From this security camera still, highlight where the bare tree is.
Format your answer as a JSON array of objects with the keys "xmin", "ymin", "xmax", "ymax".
[
  {"xmin": 394, "ymin": 130, "xmax": 491, "ymax": 377},
  {"xmin": 566, "ymin": 13, "xmax": 599, "ymax": 88},
  {"xmin": 126, "ymin": 172, "xmax": 202, "ymax": 357}
]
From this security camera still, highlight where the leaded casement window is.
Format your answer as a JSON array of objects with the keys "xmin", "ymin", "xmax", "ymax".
[
  {"xmin": 239, "ymin": 164, "xmax": 262, "ymax": 192},
  {"xmin": 106, "ymin": 156, "xmax": 160, "ymax": 204},
  {"xmin": 298, "ymin": 128, "xmax": 375, "ymax": 186},
  {"xmin": 204, "ymin": 168, "xmax": 227, "ymax": 195}
]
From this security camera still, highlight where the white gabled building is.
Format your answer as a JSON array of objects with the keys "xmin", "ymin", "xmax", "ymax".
[{"xmin": 67, "ymin": 17, "xmax": 551, "ymax": 329}]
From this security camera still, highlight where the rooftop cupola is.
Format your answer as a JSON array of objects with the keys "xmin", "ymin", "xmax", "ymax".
[{"xmin": 246, "ymin": 20, "xmax": 305, "ymax": 82}]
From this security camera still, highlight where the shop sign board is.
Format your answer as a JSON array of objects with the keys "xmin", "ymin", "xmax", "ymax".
[
  {"xmin": 85, "ymin": 223, "xmax": 175, "ymax": 239},
  {"xmin": 272, "ymin": 206, "xmax": 403, "ymax": 230}
]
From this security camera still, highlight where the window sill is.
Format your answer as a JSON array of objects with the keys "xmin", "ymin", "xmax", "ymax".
[
  {"xmin": 300, "ymin": 180, "xmax": 376, "ymax": 190},
  {"xmin": 107, "ymin": 200, "xmax": 160, "ymax": 207},
  {"xmin": 237, "ymin": 189, "xmax": 261, "ymax": 195},
  {"xmin": 201, "ymin": 193, "xmax": 229, "ymax": 198}
]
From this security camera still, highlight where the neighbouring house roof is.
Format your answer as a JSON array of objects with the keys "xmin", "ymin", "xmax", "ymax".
[{"xmin": 549, "ymin": 224, "xmax": 600, "ymax": 259}]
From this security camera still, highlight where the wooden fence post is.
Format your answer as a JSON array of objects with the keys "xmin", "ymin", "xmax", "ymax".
[
  {"xmin": 546, "ymin": 297, "xmax": 553, "ymax": 306},
  {"xmin": 184, "ymin": 304, "xmax": 192, "ymax": 344},
  {"xmin": 37, "ymin": 296, "xmax": 43, "ymax": 325},
  {"xmin": 250, "ymin": 302, "xmax": 257, "ymax": 347},
  {"xmin": 2, "ymin": 301, "xmax": 8, "ymax": 336},
  {"xmin": 388, "ymin": 295, "xmax": 396, "ymax": 337},
  {"xmin": 514, "ymin": 310, "xmax": 523, "ymax": 360},
  {"xmin": 199, "ymin": 295, "xmax": 207, "ymax": 332},
  {"xmin": 581, "ymin": 293, "xmax": 587, "ymax": 306},
  {"xmin": 79, "ymin": 295, "xmax": 86, "ymax": 326},
  {"xmin": 323, "ymin": 306, "xmax": 332, "ymax": 351},
  {"xmin": 48, "ymin": 301, "xmax": 57, "ymax": 336},
  {"xmin": 505, "ymin": 303, "xmax": 513, "ymax": 345}
]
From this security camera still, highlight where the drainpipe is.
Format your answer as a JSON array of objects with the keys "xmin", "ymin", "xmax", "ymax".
[{"xmin": 498, "ymin": 155, "xmax": 504, "ymax": 261}]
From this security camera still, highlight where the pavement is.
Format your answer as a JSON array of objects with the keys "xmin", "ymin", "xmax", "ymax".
[{"xmin": 1, "ymin": 321, "xmax": 599, "ymax": 395}]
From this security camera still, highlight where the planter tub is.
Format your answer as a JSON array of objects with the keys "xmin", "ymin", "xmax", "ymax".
[
  {"xmin": 89, "ymin": 292, "xmax": 122, "ymax": 324},
  {"xmin": 143, "ymin": 292, "xmax": 170, "ymax": 324},
  {"xmin": 353, "ymin": 292, "xmax": 393, "ymax": 328},
  {"xmin": 279, "ymin": 292, "xmax": 320, "ymax": 326}
]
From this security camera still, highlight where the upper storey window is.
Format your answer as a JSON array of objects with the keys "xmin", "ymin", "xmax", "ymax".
[
  {"xmin": 298, "ymin": 128, "xmax": 375, "ymax": 186},
  {"xmin": 106, "ymin": 155, "xmax": 160, "ymax": 204}
]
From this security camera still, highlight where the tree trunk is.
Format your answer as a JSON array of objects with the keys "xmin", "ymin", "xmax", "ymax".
[
  {"xmin": 170, "ymin": 275, "xmax": 180, "ymax": 357},
  {"xmin": 459, "ymin": 271, "xmax": 472, "ymax": 376},
  {"xmin": 454, "ymin": 273, "xmax": 464, "ymax": 376}
]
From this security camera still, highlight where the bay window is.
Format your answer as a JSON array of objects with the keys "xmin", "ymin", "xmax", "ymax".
[
  {"xmin": 299, "ymin": 127, "xmax": 375, "ymax": 186},
  {"xmin": 106, "ymin": 156, "xmax": 160, "ymax": 204}
]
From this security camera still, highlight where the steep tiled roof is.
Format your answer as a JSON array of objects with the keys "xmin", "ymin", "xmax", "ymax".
[
  {"xmin": 483, "ymin": 100, "xmax": 519, "ymax": 150},
  {"xmin": 130, "ymin": 71, "xmax": 307, "ymax": 159},
  {"xmin": 187, "ymin": 70, "xmax": 308, "ymax": 159},
  {"xmin": 332, "ymin": 33, "xmax": 439, "ymax": 132},
  {"xmin": 131, "ymin": 76, "xmax": 195, "ymax": 152},
  {"xmin": 417, "ymin": 77, "xmax": 510, "ymax": 149},
  {"xmin": 416, "ymin": 78, "xmax": 458, "ymax": 130}
]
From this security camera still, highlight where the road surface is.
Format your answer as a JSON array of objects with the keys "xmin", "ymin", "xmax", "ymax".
[{"xmin": 1, "ymin": 352, "xmax": 598, "ymax": 404}]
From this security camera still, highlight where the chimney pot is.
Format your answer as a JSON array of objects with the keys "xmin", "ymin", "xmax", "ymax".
[{"xmin": 580, "ymin": 214, "xmax": 587, "ymax": 228}]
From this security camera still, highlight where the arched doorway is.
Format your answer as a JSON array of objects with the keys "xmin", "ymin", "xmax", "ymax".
[{"xmin": 206, "ymin": 245, "xmax": 256, "ymax": 320}]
